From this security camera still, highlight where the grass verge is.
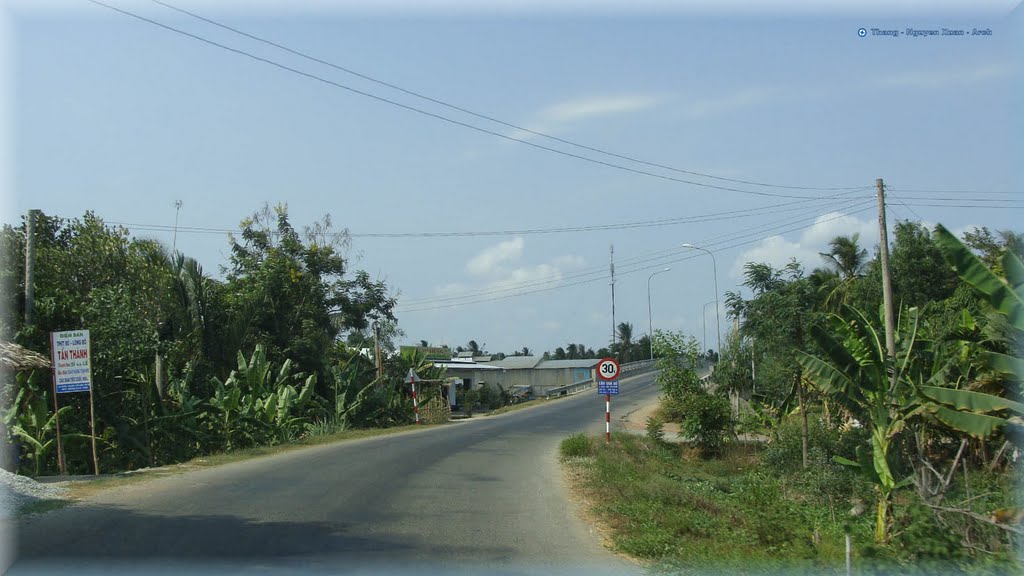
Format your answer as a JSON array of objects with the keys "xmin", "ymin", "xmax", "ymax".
[{"xmin": 559, "ymin": 432, "xmax": 1020, "ymax": 575}]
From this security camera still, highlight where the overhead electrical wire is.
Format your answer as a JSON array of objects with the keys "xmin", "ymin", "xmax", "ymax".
[
  {"xmin": 884, "ymin": 188, "xmax": 924, "ymax": 221},
  {"xmin": 148, "ymin": 0, "xmax": 864, "ymax": 193},
  {"xmin": 396, "ymin": 205, "xmax": 877, "ymax": 312},
  {"xmin": 892, "ymin": 196, "xmax": 1024, "ymax": 203},
  {"xmin": 99, "ymin": 191, "xmax": 871, "ymax": 310},
  {"xmin": 887, "ymin": 187, "xmax": 1019, "ymax": 195},
  {"xmin": 397, "ymin": 194, "xmax": 873, "ymax": 306},
  {"xmin": 396, "ymin": 197, "xmax": 875, "ymax": 309},
  {"xmin": 108, "ymin": 188, "xmax": 873, "ymax": 241},
  {"xmin": 895, "ymin": 203, "xmax": 1024, "ymax": 209},
  {"xmin": 87, "ymin": 0, "xmax": 858, "ymax": 200}
]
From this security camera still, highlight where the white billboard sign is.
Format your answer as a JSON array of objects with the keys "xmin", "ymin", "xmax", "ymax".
[{"xmin": 50, "ymin": 330, "xmax": 92, "ymax": 394}]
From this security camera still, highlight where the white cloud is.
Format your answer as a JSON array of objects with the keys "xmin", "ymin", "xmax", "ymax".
[
  {"xmin": 540, "ymin": 95, "xmax": 661, "ymax": 124},
  {"xmin": 433, "ymin": 282, "xmax": 466, "ymax": 297},
  {"xmin": 552, "ymin": 254, "xmax": 586, "ymax": 269},
  {"xmin": 882, "ymin": 61, "xmax": 1014, "ymax": 90},
  {"xmin": 459, "ymin": 239, "xmax": 585, "ymax": 298},
  {"xmin": 800, "ymin": 212, "xmax": 878, "ymax": 249},
  {"xmin": 509, "ymin": 94, "xmax": 661, "ymax": 140},
  {"xmin": 488, "ymin": 263, "xmax": 562, "ymax": 292},
  {"xmin": 730, "ymin": 212, "xmax": 879, "ymax": 279},
  {"xmin": 466, "ymin": 237, "xmax": 524, "ymax": 276},
  {"xmin": 681, "ymin": 86, "xmax": 776, "ymax": 119},
  {"xmin": 543, "ymin": 321, "xmax": 561, "ymax": 332}
]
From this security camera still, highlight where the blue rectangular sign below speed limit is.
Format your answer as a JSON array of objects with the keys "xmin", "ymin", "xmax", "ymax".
[{"xmin": 597, "ymin": 380, "xmax": 619, "ymax": 395}]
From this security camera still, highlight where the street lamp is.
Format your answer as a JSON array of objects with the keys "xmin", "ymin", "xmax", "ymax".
[
  {"xmin": 702, "ymin": 300, "xmax": 716, "ymax": 357},
  {"xmin": 647, "ymin": 267, "xmax": 671, "ymax": 360},
  {"xmin": 683, "ymin": 243, "xmax": 721, "ymax": 361}
]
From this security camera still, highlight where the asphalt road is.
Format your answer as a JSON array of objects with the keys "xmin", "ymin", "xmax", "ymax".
[{"xmin": 10, "ymin": 371, "xmax": 662, "ymax": 575}]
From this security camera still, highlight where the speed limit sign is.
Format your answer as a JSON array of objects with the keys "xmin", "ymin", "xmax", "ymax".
[{"xmin": 597, "ymin": 358, "xmax": 620, "ymax": 381}]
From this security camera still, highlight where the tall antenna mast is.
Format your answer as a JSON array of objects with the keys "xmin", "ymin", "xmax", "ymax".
[{"xmin": 172, "ymin": 200, "xmax": 183, "ymax": 254}]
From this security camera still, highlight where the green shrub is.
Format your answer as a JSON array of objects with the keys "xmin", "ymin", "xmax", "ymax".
[
  {"xmin": 677, "ymin": 391, "xmax": 734, "ymax": 458},
  {"xmin": 304, "ymin": 419, "xmax": 345, "ymax": 438},
  {"xmin": 561, "ymin": 433, "xmax": 594, "ymax": 459},
  {"xmin": 460, "ymin": 388, "xmax": 481, "ymax": 416},
  {"xmin": 646, "ymin": 415, "xmax": 666, "ymax": 444},
  {"xmin": 477, "ymin": 384, "xmax": 503, "ymax": 410}
]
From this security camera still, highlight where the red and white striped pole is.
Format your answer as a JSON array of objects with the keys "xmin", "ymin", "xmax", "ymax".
[
  {"xmin": 605, "ymin": 393, "xmax": 611, "ymax": 443},
  {"xmin": 411, "ymin": 374, "xmax": 420, "ymax": 425}
]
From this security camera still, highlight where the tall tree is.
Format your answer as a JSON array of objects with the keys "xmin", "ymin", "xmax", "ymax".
[
  {"xmin": 819, "ymin": 233, "xmax": 868, "ymax": 281},
  {"xmin": 225, "ymin": 204, "xmax": 396, "ymax": 394}
]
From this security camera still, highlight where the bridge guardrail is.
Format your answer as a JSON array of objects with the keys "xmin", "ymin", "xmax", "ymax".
[{"xmin": 620, "ymin": 359, "xmax": 656, "ymax": 374}]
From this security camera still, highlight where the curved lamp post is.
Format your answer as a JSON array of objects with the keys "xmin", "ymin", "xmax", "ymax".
[
  {"xmin": 702, "ymin": 300, "xmax": 716, "ymax": 356},
  {"xmin": 683, "ymin": 243, "xmax": 721, "ymax": 360},
  {"xmin": 647, "ymin": 267, "xmax": 671, "ymax": 360}
]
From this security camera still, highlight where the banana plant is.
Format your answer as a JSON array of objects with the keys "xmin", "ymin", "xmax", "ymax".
[
  {"xmin": 796, "ymin": 304, "xmax": 928, "ymax": 543},
  {"xmin": 9, "ymin": 393, "xmax": 81, "ymax": 476},
  {"xmin": 924, "ymin": 224, "xmax": 1024, "ymax": 429}
]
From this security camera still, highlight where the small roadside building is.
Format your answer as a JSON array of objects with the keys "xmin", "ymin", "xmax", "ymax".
[
  {"xmin": 487, "ymin": 357, "xmax": 599, "ymax": 398},
  {"xmin": 431, "ymin": 357, "xmax": 503, "ymax": 407}
]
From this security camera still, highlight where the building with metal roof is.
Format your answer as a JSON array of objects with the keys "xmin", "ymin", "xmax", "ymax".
[{"xmin": 488, "ymin": 356, "xmax": 543, "ymax": 370}]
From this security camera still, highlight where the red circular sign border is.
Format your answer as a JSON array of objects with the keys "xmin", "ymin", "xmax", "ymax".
[{"xmin": 597, "ymin": 357, "xmax": 620, "ymax": 381}]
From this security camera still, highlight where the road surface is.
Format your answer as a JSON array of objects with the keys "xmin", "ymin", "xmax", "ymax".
[{"xmin": 10, "ymin": 371, "xmax": 662, "ymax": 575}]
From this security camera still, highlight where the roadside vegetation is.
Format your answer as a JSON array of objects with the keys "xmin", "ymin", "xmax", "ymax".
[
  {"xmin": 563, "ymin": 222, "xmax": 1023, "ymax": 573},
  {"xmin": 1, "ymin": 206, "xmax": 462, "ymax": 477}
]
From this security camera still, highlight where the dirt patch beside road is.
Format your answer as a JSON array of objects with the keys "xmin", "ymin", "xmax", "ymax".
[{"xmin": 618, "ymin": 394, "xmax": 680, "ymax": 436}]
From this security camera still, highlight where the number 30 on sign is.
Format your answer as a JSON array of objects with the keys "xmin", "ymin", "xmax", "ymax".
[{"xmin": 597, "ymin": 358, "xmax": 620, "ymax": 381}]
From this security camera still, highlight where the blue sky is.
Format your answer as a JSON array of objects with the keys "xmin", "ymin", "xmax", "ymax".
[{"xmin": 3, "ymin": 0, "xmax": 1021, "ymax": 356}]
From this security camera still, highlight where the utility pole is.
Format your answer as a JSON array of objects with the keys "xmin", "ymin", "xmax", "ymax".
[
  {"xmin": 373, "ymin": 321, "xmax": 383, "ymax": 383},
  {"xmin": 610, "ymin": 244, "xmax": 616, "ymax": 349},
  {"xmin": 876, "ymin": 179, "xmax": 898, "ymax": 371},
  {"xmin": 25, "ymin": 209, "xmax": 39, "ymax": 327},
  {"xmin": 172, "ymin": 200, "xmax": 183, "ymax": 254}
]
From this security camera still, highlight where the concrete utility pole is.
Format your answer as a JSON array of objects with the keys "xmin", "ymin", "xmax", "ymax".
[
  {"xmin": 373, "ymin": 321, "xmax": 383, "ymax": 383},
  {"xmin": 25, "ymin": 209, "xmax": 40, "ymax": 326},
  {"xmin": 876, "ymin": 179, "xmax": 898, "ymax": 370},
  {"xmin": 610, "ymin": 244, "xmax": 616, "ymax": 349}
]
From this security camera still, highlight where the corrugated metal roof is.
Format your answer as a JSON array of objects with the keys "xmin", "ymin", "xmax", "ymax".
[
  {"xmin": 488, "ymin": 356, "xmax": 543, "ymax": 369},
  {"xmin": 536, "ymin": 359, "xmax": 600, "ymax": 369},
  {"xmin": 432, "ymin": 361, "xmax": 502, "ymax": 370}
]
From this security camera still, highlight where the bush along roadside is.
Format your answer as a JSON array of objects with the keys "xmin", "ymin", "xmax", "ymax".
[{"xmin": 559, "ymin": 432, "xmax": 1021, "ymax": 575}]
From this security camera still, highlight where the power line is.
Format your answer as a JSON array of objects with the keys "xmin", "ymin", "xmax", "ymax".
[
  {"xmin": 895, "ymin": 203, "xmax": 1024, "ymax": 209},
  {"xmin": 108, "ymin": 189, "xmax": 872, "ymax": 241},
  {"xmin": 892, "ymin": 196, "xmax": 1024, "ymax": 203},
  {"xmin": 149, "ymin": 0, "xmax": 865, "ymax": 194},
  {"xmin": 95, "ymin": 191, "xmax": 870, "ymax": 308},
  {"xmin": 885, "ymin": 189, "xmax": 924, "ymax": 221},
  {"xmin": 397, "ymin": 205, "xmax": 877, "ymax": 312},
  {"xmin": 887, "ymin": 187, "xmax": 1018, "ymax": 195},
  {"xmin": 396, "ymin": 197, "xmax": 874, "ymax": 309},
  {"xmin": 88, "ymin": 0, "xmax": 851, "ymax": 201}
]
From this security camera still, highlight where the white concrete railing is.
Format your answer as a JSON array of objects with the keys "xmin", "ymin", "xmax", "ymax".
[
  {"xmin": 620, "ymin": 359, "xmax": 715, "ymax": 384},
  {"xmin": 620, "ymin": 359, "xmax": 656, "ymax": 374}
]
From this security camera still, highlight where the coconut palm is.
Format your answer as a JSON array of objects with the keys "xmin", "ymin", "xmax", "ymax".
[{"xmin": 815, "ymin": 234, "xmax": 869, "ymax": 311}]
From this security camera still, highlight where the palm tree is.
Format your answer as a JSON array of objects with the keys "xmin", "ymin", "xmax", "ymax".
[
  {"xmin": 819, "ymin": 234, "xmax": 868, "ymax": 280},
  {"xmin": 816, "ymin": 234, "xmax": 869, "ymax": 310},
  {"xmin": 617, "ymin": 323, "xmax": 637, "ymax": 362}
]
